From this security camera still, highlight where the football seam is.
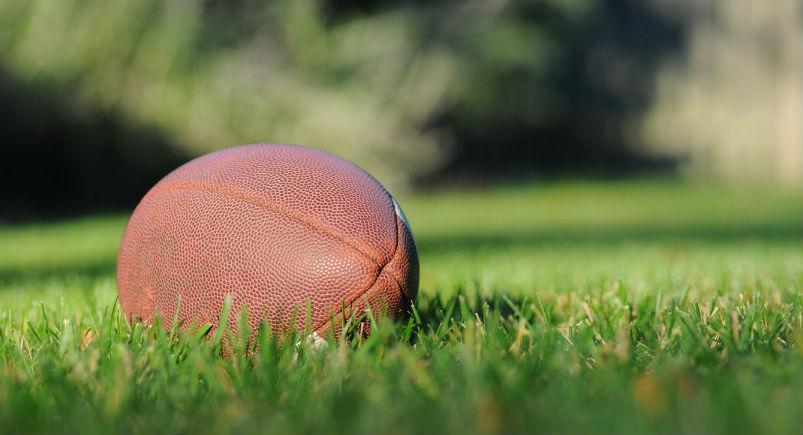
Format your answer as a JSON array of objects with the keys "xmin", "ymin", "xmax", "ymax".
[
  {"xmin": 148, "ymin": 181, "xmax": 392, "ymax": 268},
  {"xmin": 313, "ymin": 262, "xmax": 400, "ymax": 335},
  {"xmin": 313, "ymin": 206, "xmax": 402, "ymax": 334},
  {"xmin": 382, "ymin": 217, "xmax": 408, "ymax": 300}
]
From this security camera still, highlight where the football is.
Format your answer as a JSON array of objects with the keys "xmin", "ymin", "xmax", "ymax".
[{"xmin": 116, "ymin": 144, "xmax": 418, "ymax": 340}]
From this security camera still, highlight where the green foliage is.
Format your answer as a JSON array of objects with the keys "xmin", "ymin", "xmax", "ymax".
[{"xmin": 1, "ymin": 179, "xmax": 803, "ymax": 434}]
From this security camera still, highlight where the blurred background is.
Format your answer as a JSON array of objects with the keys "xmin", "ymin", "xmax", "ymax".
[
  {"xmin": 1, "ymin": 0, "xmax": 800, "ymax": 219},
  {"xmin": 1, "ymin": 3, "xmax": 802, "ymax": 432}
]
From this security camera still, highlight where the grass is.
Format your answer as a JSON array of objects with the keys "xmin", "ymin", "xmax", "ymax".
[{"xmin": 1, "ymin": 179, "xmax": 803, "ymax": 434}]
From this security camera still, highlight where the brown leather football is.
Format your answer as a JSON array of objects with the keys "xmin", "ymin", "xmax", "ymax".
[{"xmin": 116, "ymin": 144, "xmax": 418, "ymax": 340}]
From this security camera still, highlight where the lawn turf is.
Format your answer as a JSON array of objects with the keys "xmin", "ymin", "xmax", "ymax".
[{"xmin": 1, "ymin": 179, "xmax": 803, "ymax": 435}]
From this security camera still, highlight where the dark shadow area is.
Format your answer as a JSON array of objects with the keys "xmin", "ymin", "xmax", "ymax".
[{"xmin": 0, "ymin": 68, "xmax": 188, "ymax": 221}]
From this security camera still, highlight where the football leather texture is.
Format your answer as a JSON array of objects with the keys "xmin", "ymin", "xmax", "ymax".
[{"xmin": 116, "ymin": 144, "xmax": 419, "ymax": 339}]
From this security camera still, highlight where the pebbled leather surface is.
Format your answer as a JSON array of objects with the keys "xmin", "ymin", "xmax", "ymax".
[{"xmin": 116, "ymin": 144, "xmax": 419, "ymax": 337}]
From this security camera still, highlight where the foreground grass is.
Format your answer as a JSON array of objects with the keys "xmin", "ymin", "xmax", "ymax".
[{"xmin": 1, "ymin": 179, "xmax": 803, "ymax": 434}]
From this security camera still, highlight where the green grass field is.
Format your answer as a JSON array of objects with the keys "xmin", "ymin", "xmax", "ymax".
[{"xmin": 2, "ymin": 179, "xmax": 803, "ymax": 434}]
